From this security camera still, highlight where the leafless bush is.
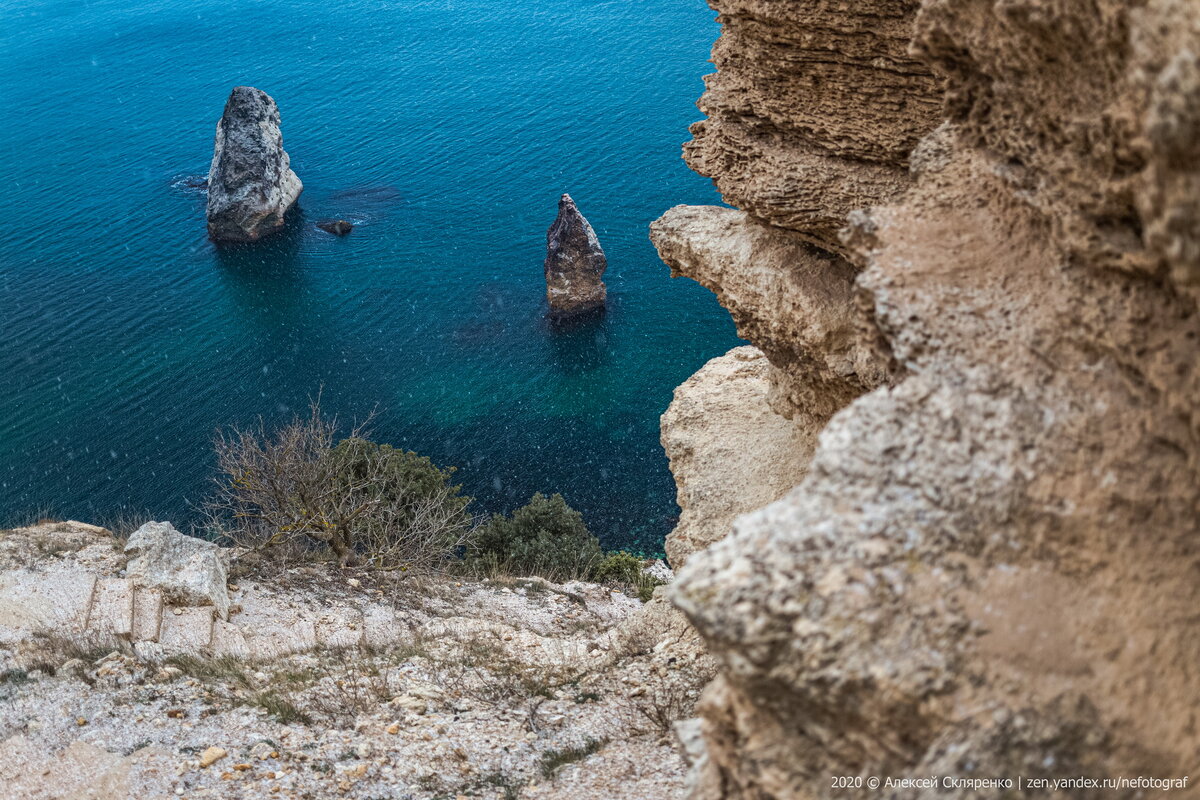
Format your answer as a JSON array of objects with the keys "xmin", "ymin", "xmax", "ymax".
[
  {"xmin": 416, "ymin": 629, "xmax": 583, "ymax": 708},
  {"xmin": 356, "ymin": 487, "xmax": 478, "ymax": 572},
  {"xmin": 616, "ymin": 675, "xmax": 710, "ymax": 737},
  {"xmin": 302, "ymin": 661, "xmax": 403, "ymax": 727},
  {"xmin": 203, "ymin": 400, "xmax": 476, "ymax": 572}
]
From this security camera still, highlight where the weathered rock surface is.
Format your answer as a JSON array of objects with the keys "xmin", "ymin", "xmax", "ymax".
[
  {"xmin": 683, "ymin": 0, "xmax": 943, "ymax": 254},
  {"xmin": 656, "ymin": 0, "xmax": 1200, "ymax": 797},
  {"xmin": 0, "ymin": 521, "xmax": 708, "ymax": 800},
  {"xmin": 545, "ymin": 194, "xmax": 607, "ymax": 315},
  {"xmin": 652, "ymin": 205, "xmax": 889, "ymax": 423},
  {"xmin": 124, "ymin": 521, "xmax": 230, "ymax": 619},
  {"xmin": 659, "ymin": 346, "xmax": 812, "ymax": 570},
  {"xmin": 205, "ymin": 86, "xmax": 302, "ymax": 243}
]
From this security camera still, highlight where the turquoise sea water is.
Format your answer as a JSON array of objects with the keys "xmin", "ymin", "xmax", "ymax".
[{"xmin": 0, "ymin": 0, "xmax": 738, "ymax": 552}]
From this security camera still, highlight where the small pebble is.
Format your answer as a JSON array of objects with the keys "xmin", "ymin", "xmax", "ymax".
[{"xmin": 199, "ymin": 746, "xmax": 227, "ymax": 768}]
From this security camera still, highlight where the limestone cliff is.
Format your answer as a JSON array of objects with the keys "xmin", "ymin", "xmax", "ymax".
[
  {"xmin": 656, "ymin": 1, "xmax": 1200, "ymax": 797},
  {"xmin": 659, "ymin": 346, "xmax": 812, "ymax": 569},
  {"xmin": 682, "ymin": 0, "xmax": 943, "ymax": 254}
]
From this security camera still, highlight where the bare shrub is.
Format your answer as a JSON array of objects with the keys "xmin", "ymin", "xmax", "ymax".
[
  {"xmin": 300, "ymin": 655, "xmax": 413, "ymax": 727},
  {"xmin": 616, "ymin": 670, "xmax": 714, "ymax": 737},
  {"xmin": 203, "ymin": 400, "xmax": 476, "ymax": 572},
  {"xmin": 92, "ymin": 509, "xmax": 156, "ymax": 552},
  {"xmin": 417, "ymin": 629, "xmax": 584, "ymax": 708}
]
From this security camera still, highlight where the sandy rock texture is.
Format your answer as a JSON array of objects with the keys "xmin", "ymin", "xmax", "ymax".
[
  {"xmin": 652, "ymin": 206, "xmax": 889, "ymax": 424},
  {"xmin": 659, "ymin": 347, "xmax": 812, "ymax": 570},
  {"xmin": 206, "ymin": 86, "xmax": 303, "ymax": 243},
  {"xmin": 655, "ymin": 0, "xmax": 1200, "ymax": 797},
  {"xmin": 682, "ymin": 0, "xmax": 943, "ymax": 254},
  {"xmin": 545, "ymin": 193, "xmax": 607, "ymax": 316}
]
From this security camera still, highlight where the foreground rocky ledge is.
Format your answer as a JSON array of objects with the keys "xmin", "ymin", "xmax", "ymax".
[{"xmin": 0, "ymin": 522, "xmax": 710, "ymax": 799}]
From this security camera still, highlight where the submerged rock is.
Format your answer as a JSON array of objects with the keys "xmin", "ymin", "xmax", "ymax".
[
  {"xmin": 544, "ymin": 194, "xmax": 607, "ymax": 316},
  {"xmin": 206, "ymin": 86, "xmax": 303, "ymax": 243},
  {"xmin": 317, "ymin": 219, "xmax": 353, "ymax": 236}
]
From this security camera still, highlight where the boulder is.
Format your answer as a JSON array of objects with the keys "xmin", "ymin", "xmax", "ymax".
[
  {"xmin": 317, "ymin": 219, "xmax": 353, "ymax": 236},
  {"xmin": 206, "ymin": 86, "xmax": 303, "ymax": 243},
  {"xmin": 124, "ymin": 522, "xmax": 230, "ymax": 619},
  {"xmin": 544, "ymin": 194, "xmax": 606, "ymax": 316}
]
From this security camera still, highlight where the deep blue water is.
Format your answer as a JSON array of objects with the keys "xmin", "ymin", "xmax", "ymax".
[{"xmin": 0, "ymin": 0, "xmax": 738, "ymax": 553}]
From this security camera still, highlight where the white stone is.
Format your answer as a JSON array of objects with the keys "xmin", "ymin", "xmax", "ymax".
[
  {"xmin": 87, "ymin": 578, "xmax": 135, "ymax": 638},
  {"xmin": 125, "ymin": 522, "xmax": 230, "ymax": 619},
  {"xmin": 158, "ymin": 606, "xmax": 214, "ymax": 652},
  {"xmin": 0, "ymin": 570, "xmax": 97, "ymax": 642}
]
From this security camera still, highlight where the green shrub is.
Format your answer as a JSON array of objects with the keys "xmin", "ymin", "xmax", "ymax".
[
  {"xmin": 593, "ymin": 551, "xmax": 644, "ymax": 584},
  {"xmin": 467, "ymin": 493, "xmax": 603, "ymax": 581},
  {"xmin": 595, "ymin": 550, "xmax": 664, "ymax": 602},
  {"xmin": 206, "ymin": 404, "xmax": 474, "ymax": 571}
]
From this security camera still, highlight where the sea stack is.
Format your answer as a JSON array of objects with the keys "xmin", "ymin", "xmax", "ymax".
[
  {"xmin": 206, "ymin": 86, "xmax": 303, "ymax": 243},
  {"xmin": 544, "ymin": 194, "xmax": 607, "ymax": 316}
]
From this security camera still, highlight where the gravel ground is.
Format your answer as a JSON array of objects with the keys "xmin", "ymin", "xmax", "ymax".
[{"xmin": 0, "ymin": 528, "xmax": 708, "ymax": 800}]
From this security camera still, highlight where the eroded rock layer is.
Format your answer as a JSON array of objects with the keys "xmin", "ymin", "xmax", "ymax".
[
  {"xmin": 659, "ymin": 346, "xmax": 813, "ymax": 570},
  {"xmin": 652, "ymin": 206, "xmax": 888, "ymax": 423},
  {"xmin": 684, "ymin": 0, "xmax": 943, "ymax": 253},
  {"xmin": 658, "ymin": 1, "xmax": 1200, "ymax": 797}
]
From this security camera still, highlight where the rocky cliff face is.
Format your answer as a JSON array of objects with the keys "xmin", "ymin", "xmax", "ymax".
[
  {"xmin": 659, "ymin": 346, "xmax": 813, "ymax": 569},
  {"xmin": 206, "ymin": 86, "xmax": 303, "ymax": 243},
  {"xmin": 682, "ymin": 0, "xmax": 943, "ymax": 255},
  {"xmin": 656, "ymin": 1, "xmax": 1200, "ymax": 797}
]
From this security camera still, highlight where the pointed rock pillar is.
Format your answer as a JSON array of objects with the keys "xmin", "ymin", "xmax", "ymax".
[
  {"xmin": 206, "ymin": 86, "xmax": 303, "ymax": 243},
  {"xmin": 544, "ymin": 194, "xmax": 607, "ymax": 316}
]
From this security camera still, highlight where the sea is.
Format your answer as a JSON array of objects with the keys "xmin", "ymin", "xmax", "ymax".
[{"xmin": 0, "ymin": 0, "xmax": 740, "ymax": 553}]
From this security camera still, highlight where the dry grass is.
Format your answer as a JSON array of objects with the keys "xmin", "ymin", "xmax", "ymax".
[
  {"xmin": 249, "ymin": 690, "xmax": 312, "ymax": 725},
  {"xmin": 416, "ymin": 629, "xmax": 585, "ymax": 709},
  {"xmin": 616, "ymin": 675, "xmax": 710, "ymax": 737},
  {"xmin": 2, "ymin": 507, "xmax": 62, "ymax": 531},
  {"xmin": 538, "ymin": 737, "xmax": 608, "ymax": 779},
  {"xmin": 166, "ymin": 653, "xmax": 255, "ymax": 687},
  {"xmin": 21, "ymin": 630, "xmax": 126, "ymax": 679},
  {"xmin": 161, "ymin": 639, "xmax": 446, "ymax": 729},
  {"xmin": 90, "ymin": 510, "xmax": 157, "ymax": 550}
]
